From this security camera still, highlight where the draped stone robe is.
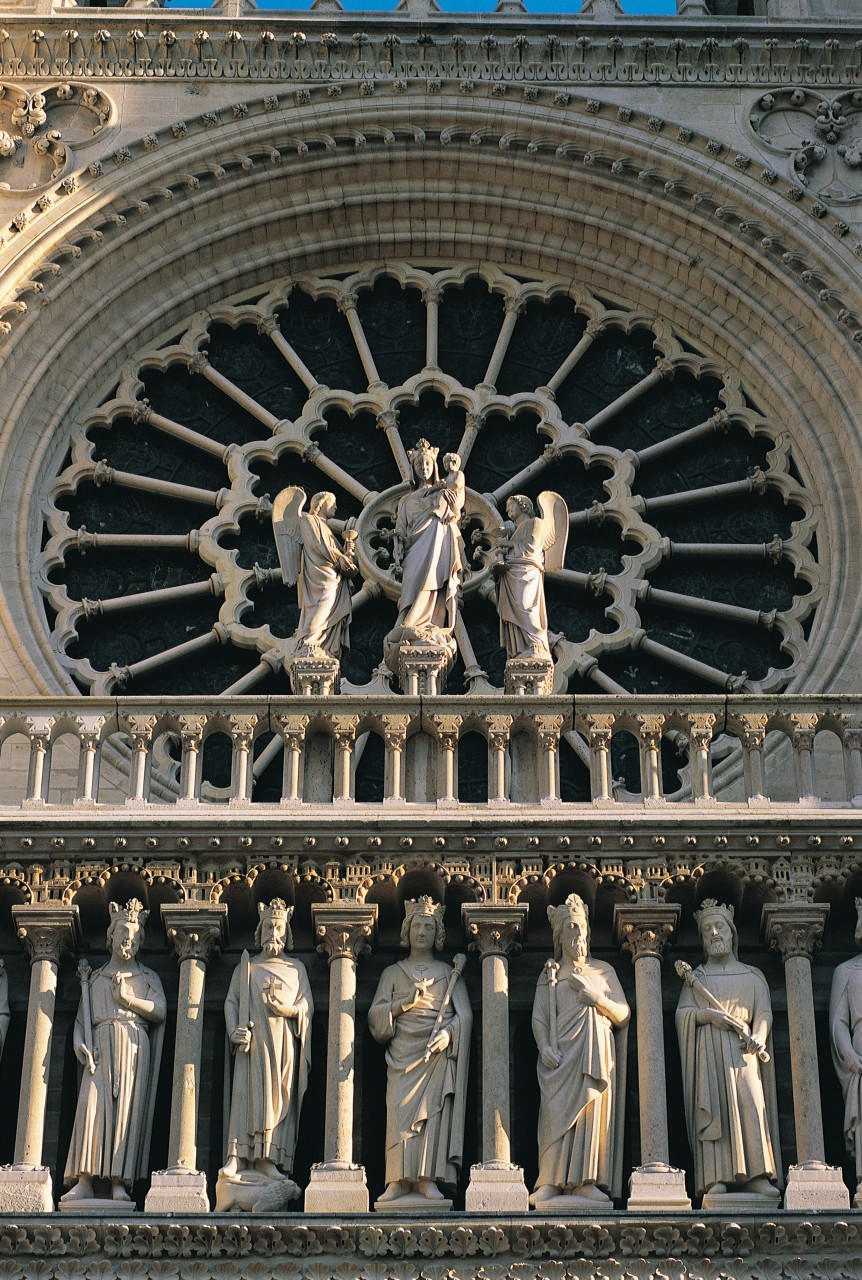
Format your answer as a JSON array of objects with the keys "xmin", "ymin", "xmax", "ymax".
[
  {"xmin": 368, "ymin": 960, "xmax": 471, "ymax": 1188},
  {"xmin": 224, "ymin": 955, "xmax": 313, "ymax": 1171},
  {"xmin": 64, "ymin": 965, "xmax": 166, "ymax": 1186},
  {"xmin": 497, "ymin": 515, "xmax": 549, "ymax": 658},
  {"xmin": 676, "ymin": 961, "xmax": 781, "ymax": 1197},
  {"xmin": 830, "ymin": 954, "xmax": 862, "ymax": 1178},
  {"xmin": 532, "ymin": 961, "xmax": 628, "ymax": 1198},
  {"xmin": 295, "ymin": 512, "xmax": 353, "ymax": 656},
  {"xmin": 394, "ymin": 486, "xmax": 463, "ymax": 636}
]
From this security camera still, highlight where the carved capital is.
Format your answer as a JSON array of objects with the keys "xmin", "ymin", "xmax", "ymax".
[
  {"xmin": 313, "ymin": 903, "xmax": 378, "ymax": 964},
  {"xmin": 421, "ymin": 285, "xmax": 443, "ymax": 305},
  {"xmin": 256, "ymin": 314, "xmax": 278, "ymax": 336},
  {"xmin": 688, "ymin": 712, "xmax": 717, "ymax": 749},
  {"xmin": 13, "ymin": 904, "xmax": 81, "ymax": 966},
  {"xmin": 637, "ymin": 713, "xmax": 665, "ymax": 750},
  {"xmin": 762, "ymin": 902, "xmax": 828, "ymax": 963},
  {"xmin": 376, "ymin": 409, "xmax": 400, "ymax": 433},
  {"xmin": 131, "ymin": 397, "xmax": 153, "ymax": 425},
  {"xmin": 432, "ymin": 713, "xmax": 463, "ymax": 750},
  {"xmin": 735, "ymin": 712, "xmax": 768, "ymax": 750},
  {"xmin": 336, "ymin": 292, "xmax": 359, "ymax": 315},
  {"xmin": 177, "ymin": 713, "xmax": 208, "ymax": 746},
  {"xmin": 277, "ymin": 713, "xmax": 310, "ymax": 743},
  {"xmin": 229, "ymin": 713, "xmax": 258, "ymax": 744},
  {"xmin": 503, "ymin": 295, "xmax": 527, "ymax": 316},
  {"xmin": 382, "ymin": 713, "xmax": 412, "ymax": 749},
  {"xmin": 485, "ymin": 713, "xmax": 513, "ymax": 751},
  {"xmin": 534, "ymin": 714, "xmax": 565, "ymax": 752},
  {"xmin": 332, "ymin": 714, "xmax": 361, "ymax": 748},
  {"xmin": 126, "ymin": 713, "xmax": 158, "ymax": 746},
  {"xmin": 187, "ymin": 350, "xmax": 210, "ymax": 375},
  {"xmin": 655, "ymin": 357, "xmax": 675, "ymax": 380},
  {"xmin": 614, "ymin": 903, "xmax": 681, "ymax": 962},
  {"xmin": 162, "ymin": 903, "xmax": 228, "ymax": 965},
  {"xmin": 462, "ymin": 903, "xmax": 528, "ymax": 958}
]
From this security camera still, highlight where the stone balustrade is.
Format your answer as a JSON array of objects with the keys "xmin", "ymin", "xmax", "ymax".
[{"xmin": 0, "ymin": 694, "xmax": 858, "ymax": 811}]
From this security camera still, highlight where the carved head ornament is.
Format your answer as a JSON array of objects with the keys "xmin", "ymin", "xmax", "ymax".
[
  {"xmin": 407, "ymin": 438, "xmax": 440, "ymax": 487},
  {"xmin": 400, "ymin": 895, "xmax": 445, "ymax": 950},
  {"xmin": 108, "ymin": 898, "xmax": 148, "ymax": 928},
  {"xmin": 256, "ymin": 897, "xmax": 294, "ymax": 950},
  {"xmin": 695, "ymin": 898, "xmax": 738, "ymax": 956}
]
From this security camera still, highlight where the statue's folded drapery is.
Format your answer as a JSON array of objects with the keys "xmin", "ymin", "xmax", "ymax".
[
  {"xmin": 369, "ymin": 960, "xmax": 471, "ymax": 1188},
  {"xmin": 532, "ymin": 962, "xmax": 627, "ymax": 1199}
]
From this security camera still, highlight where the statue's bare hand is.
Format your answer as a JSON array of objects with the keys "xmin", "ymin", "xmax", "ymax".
[
  {"xmin": 112, "ymin": 973, "xmax": 132, "ymax": 1007},
  {"xmin": 75, "ymin": 1042, "xmax": 98, "ymax": 1071},
  {"xmin": 575, "ymin": 987, "xmax": 599, "ymax": 1009},
  {"xmin": 231, "ymin": 1026, "xmax": 252, "ymax": 1051},
  {"xmin": 426, "ymin": 1027, "xmax": 450, "ymax": 1056},
  {"xmin": 541, "ymin": 1046, "xmax": 562, "ymax": 1069},
  {"xmin": 262, "ymin": 990, "xmax": 297, "ymax": 1018}
]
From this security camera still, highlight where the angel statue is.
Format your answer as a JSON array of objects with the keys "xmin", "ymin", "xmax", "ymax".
[
  {"xmin": 494, "ymin": 491, "xmax": 569, "ymax": 661},
  {"xmin": 272, "ymin": 487, "xmax": 358, "ymax": 662}
]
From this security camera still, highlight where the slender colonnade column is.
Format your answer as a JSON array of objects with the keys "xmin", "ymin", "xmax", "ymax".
[
  {"xmin": 462, "ymin": 902, "xmax": 530, "ymax": 1211},
  {"xmin": 762, "ymin": 900, "xmax": 849, "ymax": 1210},
  {"xmin": 305, "ymin": 902, "xmax": 378, "ymax": 1212},
  {"xmin": 614, "ymin": 902, "xmax": 691, "ymax": 1210},
  {"xmin": 145, "ymin": 902, "xmax": 228, "ymax": 1213},
  {"xmin": 0, "ymin": 904, "xmax": 81, "ymax": 1213}
]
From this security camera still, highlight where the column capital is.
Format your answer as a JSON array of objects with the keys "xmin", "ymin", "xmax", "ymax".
[
  {"xmin": 462, "ymin": 903, "xmax": 528, "ymax": 958},
  {"xmin": 13, "ymin": 904, "xmax": 81, "ymax": 965},
  {"xmin": 161, "ymin": 902, "xmax": 228, "ymax": 963},
  {"xmin": 312, "ymin": 903, "xmax": 378, "ymax": 963},
  {"xmin": 614, "ymin": 902, "xmax": 681, "ymax": 961},
  {"xmin": 762, "ymin": 901, "xmax": 829, "ymax": 962}
]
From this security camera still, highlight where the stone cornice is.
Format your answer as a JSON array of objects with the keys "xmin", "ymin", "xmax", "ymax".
[{"xmin": 0, "ymin": 16, "xmax": 860, "ymax": 90}]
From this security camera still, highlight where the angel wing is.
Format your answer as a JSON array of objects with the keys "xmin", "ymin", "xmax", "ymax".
[
  {"xmin": 272, "ymin": 486, "xmax": 307, "ymax": 586},
  {"xmin": 536, "ymin": 490, "xmax": 569, "ymax": 572}
]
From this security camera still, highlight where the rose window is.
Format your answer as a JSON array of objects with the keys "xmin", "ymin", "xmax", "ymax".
[{"xmin": 40, "ymin": 263, "xmax": 819, "ymax": 715}]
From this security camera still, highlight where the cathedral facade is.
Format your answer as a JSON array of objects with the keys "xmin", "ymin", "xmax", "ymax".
[{"xmin": 0, "ymin": 0, "xmax": 861, "ymax": 1273}]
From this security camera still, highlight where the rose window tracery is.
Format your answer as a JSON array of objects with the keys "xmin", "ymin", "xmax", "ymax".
[{"xmin": 39, "ymin": 263, "xmax": 820, "ymax": 709}]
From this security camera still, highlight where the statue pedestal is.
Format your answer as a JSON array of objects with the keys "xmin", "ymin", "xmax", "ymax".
[
  {"xmin": 504, "ymin": 655, "xmax": 553, "ymax": 695},
  {"xmin": 304, "ymin": 1163, "xmax": 369, "ymax": 1213},
  {"xmin": 288, "ymin": 654, "xmax": 340, "ymax": 696},
  {"xmin": 372, "ymin": 1192, "xmax": 453, "ymax": 1213},
  {"xmin": 784, "ymin": 1162, "xmax": 850, "ymax": 1211},
  {"xmin": 702, "ymin": 1183, "xmax": 781, "ymax": 1212},
  {"xmin": 465, "ymin": 1163, "xmax": 530, "ymax": 1212},
  {"xmin": 397, "ymin": 643, "xmax": 454, "ymax": 695},
  {"xmin": 627, "ymin": 1163, "xmax": 691, "ymax": 1211},
  {"xmin": 0, "ymin": 1166, "xmax": 54, "ymax": 1213},
  {"xmin": 144, "ymin": 1169, "xmax": 210, "ymax": 1214},
  {"xmin": 59, "ymin": 1195, "xmax": 136, "ymax": 1215}
]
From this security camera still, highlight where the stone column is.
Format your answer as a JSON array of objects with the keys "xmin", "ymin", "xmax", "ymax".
[
  {"xmin": 762, "ymin": 901, "xmax": 849, "ymax": 1210},
  {"xmin": 614, "ymin": 903, "xmax": 691, "ymax": 1210},
  {"xmin": 145, "ymin": 903, "xmax": 228, "ymax": 1214},
  {"xmin": 462, "ymin": 903, "xmax": 529, "ymax": 1211},
  {"xmin": 305, "ymin": 903, "xmax": 378, "ymax": 1212},
  {"xmin": 0, "ymin": 905, "xmax": 81, "ymax": 1212}
]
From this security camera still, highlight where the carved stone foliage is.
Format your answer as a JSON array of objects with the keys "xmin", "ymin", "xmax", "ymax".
[
  {"xmin": 37, "ymin": 263, "xmax": 819, "ymax": 704},
  {"xmin": 0, "ymin": 1214, "xmax": 860, "ymax": 1271},
  {"xmin": 750, "ymin": 89, "xmax": 862, "ymax": 206},
  {"xmin": 0, "ymin": 82, "xmax": 111, "ymax": 193}
]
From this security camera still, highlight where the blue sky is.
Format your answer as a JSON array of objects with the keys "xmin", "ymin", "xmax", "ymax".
[{"xmin": 167, "ymin": 0, "xmax": 677, "ymax": 11}]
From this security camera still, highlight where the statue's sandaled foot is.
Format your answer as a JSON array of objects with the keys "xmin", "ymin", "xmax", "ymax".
[
  {"xmin": 529, "ymin": 1184, "xmax": 562, "ymax": 1206},
  {"xmin": 60, "ymin": 1176, "xmax": 95, "ymax": 1203},
  {"xmin": 706, "ymin": 1182, "xmax": 727, "ymax": 1195},
  {"xmin": 416, "ymin": 1178, "xmax": 444, "ymax": 1201},
  {"xmin": 377, "ymin": 1180, "xmax": 410, "ymax": 1204},
  {"xmin": 219, "ymin": 1157, "xmax": 241, "ymax": 1179},
  {"xmin": 744, "ymin": 1176, "xmax": 776, "ymax": 1196},
  {"xmin": 568, "ymin": 1182, "xmax": 611, "ymax": 1204},
  {"xmin": 111, "ymin": 1180, "xmax": 133, "ymax": 1203}
]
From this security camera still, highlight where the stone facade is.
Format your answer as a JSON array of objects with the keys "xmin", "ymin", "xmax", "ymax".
[{"xmin": 1, "ymin": 0, "xmax": 862, "ymax": 1275}]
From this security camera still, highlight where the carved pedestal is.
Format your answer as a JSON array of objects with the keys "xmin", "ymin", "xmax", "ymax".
[
  {"xmin": 462, "ymin": 904, "xmax": 530, "ymax": 1212},
  {"xmin": 504, "ymin": 655, "xmax": 554, "ymax": 696},
  {"xmin": 145, "ymin": 904, "xmax": 228, "ymax": 1214},
  {"xmin": 397, "ymin": 642, "xmax": 454, "ymax": 695},
  {"xmin": 614, "ymin": 904, "xmax": 691, "ymax": 1211},
  {"xmin": 288, "ymin": 654, "xmax": 340, "ymax": 696},
  {"xmin": 0, "ymin": 905, "xmax": 82, "ymax": 1213},
  {"xmin": 305, "ymin": 904, "xmax": 378, "ymax": 1213}
]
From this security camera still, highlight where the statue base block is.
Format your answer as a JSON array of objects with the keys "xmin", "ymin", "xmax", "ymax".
[
  {"xmin": 504, "ymin": 656, "xmax": 553, "ymax": 695},
  {"xmin": 397, "ymin": 643, "xmax": 454, "ymax": 696},
  {"xmin": 144, "ymin": 1169, "xmax": 210, "ymax": 1214},
  {"xmin": 58, "ymin": 1196, "xmax": 136, "ymax": 1215},
  {"xmin": 287, "ymin": 654, "xmax": 339, "ymax": 696},
  {"xmin": 304, "ymin": 1163, "xmax": 369, "ymax": 1213},
  {"xmin": 701, "ymin": 1184, "xmax": 781, "ymax": 1212},
  {"xmin": 530, "ymin": 1190, "xmax": 612, "ymax": 1212},
  {"xmin": 627, "ymin": 1164, "xmax": 691, "ymax": 1211},
  {"xmin": 373, "ymin": 1192, "xmax": 453, "ymax": 1213},
  {"xmin": 784, "ymin": 1163, "xmax": 850, "ymax": 1211},
  {"xmin": 0, "ymin": 1166, "xmax": 54, "ymax": 1213},
  {"xmin": 465, "ymin": 1163, "xmax": 530, "ymax": 1212}
]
